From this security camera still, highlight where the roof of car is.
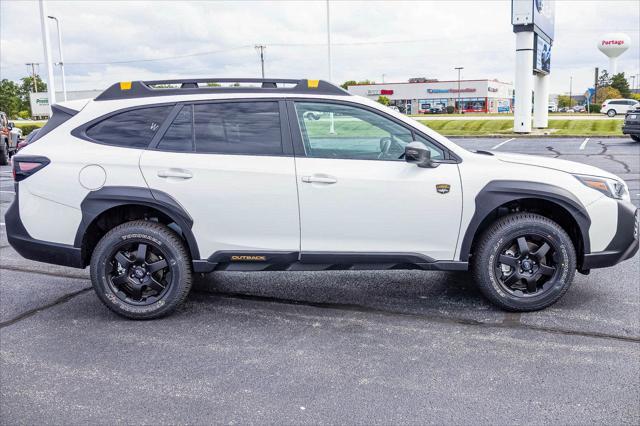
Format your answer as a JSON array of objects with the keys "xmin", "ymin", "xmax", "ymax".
[{"xmin": 95, "ymin": 78, "xmax": 350, "ymax": 101}]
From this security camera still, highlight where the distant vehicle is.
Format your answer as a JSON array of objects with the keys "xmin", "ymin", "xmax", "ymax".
[
  {"xmin": 548, "ymin": 102, "xmax": 557, "ymax": 112},
  {"xmin": 0, "ymin": 111, "xmax": 19, "ymax": 165},
  {"xmin": 388, "ymin": 105, "xmax": 400, "ymax": 112},
  {"xmin": 573, "ymin": 105, "xmax": 586, "ymax": 113},
  {"xmin": 622, "ymin": 107, "xmax": 640, "ymax": 142},
  {"xmin": 601, "ymin": 99, "xmax": 640, "ymax": 117},
  {"xmin": 16, "ymin": 128, "xmax": 40, "ymax": 151}
]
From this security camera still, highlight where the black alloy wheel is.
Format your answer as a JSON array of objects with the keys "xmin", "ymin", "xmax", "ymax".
[
  {"xmin": 494, "ymin": 234, "xmax": 558, "ymax": 297},
  {"xmin": 107, "ymin": 240, "xmax": 172, "ymax": 305}
]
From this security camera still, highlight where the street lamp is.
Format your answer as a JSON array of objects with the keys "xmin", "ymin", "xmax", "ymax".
[
  {"xmin": 569, "ymin": 76, "xmax": 573, "ymax": 109},
  {"xmin": 454, "ymin": 67, "xmax": 464, "ymax": 114},
  {"xmin": 48, "ymin": 15, "xmax": 67, "ymax": 101}
]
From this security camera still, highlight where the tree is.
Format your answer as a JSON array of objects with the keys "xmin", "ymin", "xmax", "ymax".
[
  {"xmin": 18, "ymin": 75, "xmax": 47, "ymax": 115},
  {"xmin": 340, "ymin": 80, "xmax": 357, "ymax": 90},
  {"xmin": 595, "ymin": 86, "xmax": 622, "ymax": 103},
  {"xmin": 610, "ymin": 73, "xmax": 631, "ymax": 98},
  {"xmin": 557, "ymin": 95, "xmax": 572, "ymax": 108},
  {"xmin": 598, "ymin": 70, "xmax": 612, "ymax": 88},
  {"xmin": 377, "ymin": 95, "xmax": 390, "ymax": 106},
  {"xmin": 0, "ymin": 79, "xmax": 22, "ymax": 118}
]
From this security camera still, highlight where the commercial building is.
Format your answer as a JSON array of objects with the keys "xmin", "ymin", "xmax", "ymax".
[
  {"xmin": 347, "ymin": 79, "xmax": 514, "ymax": 114},
  {"xmin": 29, "ymin": 89, "xmax": 103, "ymax": 117}
]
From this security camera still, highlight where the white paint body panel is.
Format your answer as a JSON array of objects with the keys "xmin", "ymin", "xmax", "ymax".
[{"xmin": 140, "ymin": 151, "xmax": 300, "ymax": 257}]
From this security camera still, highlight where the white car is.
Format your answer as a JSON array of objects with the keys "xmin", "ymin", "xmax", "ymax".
[
  {"xmin": 548, "ymin": 102, "xmax": 557, "ymax": 112},
  {"xmin": 601, "ymin": 99, "xmax": 640, "ymax": 117},
  {"xmin": 6, "ymin": 78, "xmax": 639, "ymax": 319}
]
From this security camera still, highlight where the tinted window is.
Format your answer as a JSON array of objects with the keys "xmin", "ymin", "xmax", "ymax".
[
  {"xmin": 193, "ymin": 102, "xmax": 282, "ymax": 155},
  {"xmin": 158, "ymin": 105, "xmax": 193, "ymax": 152},
  {"xmin": 86, "ymin": 106, "xmax": 172, "ymax": 148},
  {"xmin": 294, "ymin": 101, "xmax": 444, "ymax": 161}
]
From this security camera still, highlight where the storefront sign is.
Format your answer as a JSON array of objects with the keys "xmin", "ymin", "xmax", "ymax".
[
  {"xmin": 427, "ymin": 88, "xmax": 476, "ymax": 94},
  {"xmin": 534, "ymin": 33, "xmax": 551, "ymax": 74},
  {"xmin": 29, "ymin": 92, "xmax": 51, "ymax": 116},
  {"xmin": 367, "ymin": 89, "xmax": 394, "ymax": 96},
  {"xmin": 488, "ymin": 87, "xmax": 499, "ymax": 92}
]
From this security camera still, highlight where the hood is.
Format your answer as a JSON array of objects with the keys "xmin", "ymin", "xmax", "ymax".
[{"xmin": 492, "ymin": 151, "xmax": 620, "ymax": 180}]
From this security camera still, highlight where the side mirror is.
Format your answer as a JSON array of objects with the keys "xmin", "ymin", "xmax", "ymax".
[
  {"xmin": 7, "ymin": 122, "xmax": 14, "ymax": 130},
  {"xmin": 405, "ymin": 141, "xmax": 439, "ymax": 168}
]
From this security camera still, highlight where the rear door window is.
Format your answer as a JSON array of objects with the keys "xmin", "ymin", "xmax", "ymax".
[{"xmin": 86, "ymin": 105, "xmax": 172, "ymax": 148}]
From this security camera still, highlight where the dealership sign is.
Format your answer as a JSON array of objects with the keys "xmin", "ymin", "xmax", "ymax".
[
  {"xmin": 534, "ymin": 33, "xmax": 551, "ymax": 74},
  {"xmin": 512, "ymin": 0, "xmax": 555, "ymax": 42},
  {"xmin": 367, "ymin": 89, "xmax": 394, "ymax": 96},
  {"xmin": 29, "ymin": 92, "xmax": 51, "ymax": 116},
  {"xmin": 427, "ymin": 88, "xmax": 476, "ymax": 94}
]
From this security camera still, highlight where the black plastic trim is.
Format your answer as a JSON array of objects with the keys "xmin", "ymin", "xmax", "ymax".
[
  {"xmin": 75, "ymin": 186, "xmax": 200, "ymax": 263},
  {"xmin": 30, "ymin": 104, "xmax": 77, "ymax": 143},
  {"xmin": 582, "ymin": 203, "xmax": 639, "ymax": 269},
  {"xmin": 5, "ymin": 185, "xmax": 84, "ymax": 268},
  {"xmin": 458, "ymin": 180, "xmax": 592, "ymax": 262},
  {"xmin": 95, "ymin": 79, "xmax": 350, "ymax": 101},
  {"xmin": 194, "ymin": 250, "xmax": 468, "ymax": 273}
]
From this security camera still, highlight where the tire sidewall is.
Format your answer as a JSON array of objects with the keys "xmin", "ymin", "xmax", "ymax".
[
  {"xmin": 479, "ymin": 220, "xmax": 576, "ymax": 309},
  {"xmin": 91, "ymin": 224, "xmax": 190, "ymax": 318}
]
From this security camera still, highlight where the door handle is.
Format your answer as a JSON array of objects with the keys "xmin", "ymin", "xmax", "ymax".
[
  {"xmin": 301, "ymin": 175, "xmax": 337, "ymax": 184},
  {"xmin": 157, "ymin": 169, "xmax": 193, "ymax": 179}
]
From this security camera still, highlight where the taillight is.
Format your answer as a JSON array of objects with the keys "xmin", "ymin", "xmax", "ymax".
[{"xmin": 12, "ymin": 156, "xmax": 50, "ymax": 182}]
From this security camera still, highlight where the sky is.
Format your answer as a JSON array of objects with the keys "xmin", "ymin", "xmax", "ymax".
[{"xmin": 1, "ymin": 0, "xmax": 639, "ymax": 96}]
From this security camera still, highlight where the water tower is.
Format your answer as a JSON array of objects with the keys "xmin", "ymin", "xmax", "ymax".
[{"xmin": 598, "ymin": 33, "xmax": 631, "ymax": 74}]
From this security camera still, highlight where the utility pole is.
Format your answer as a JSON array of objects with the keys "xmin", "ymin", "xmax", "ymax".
[
  {"xmin": 594, "ymin": 67, "xmax": 599, "ymax": 104},
  {"xmin": 382, "ymin": 73, "xmax": 386, "ymax": 84},
  {"xmin": 569, "ymin": 76, "xmax": 573, "ymax": 109},
  {"xmin": 25, "ymin": 63, "xmax": 41, "ymax": 92},
  {"xmin": 254, "ymin": 45, "xmax": 266, "ymax": 78},
  {"xmin": 326, "ymin": 0, "xmax": 332, "ymax": 82},
  {"xmin": 455, "ymin": 67, "xmax": 464, "ymax": 114},
  {"xmin": 48, "ymin": 15, "xmax": 67, "ymax": 101},
  {"xmin": 38, "ymin": 0, "xmax": 56, "ymax": 106}
]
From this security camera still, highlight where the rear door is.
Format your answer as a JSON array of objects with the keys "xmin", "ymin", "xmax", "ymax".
[{"xmin": 140, "ymin": 100, "xmax": 300, "ymax": 259}]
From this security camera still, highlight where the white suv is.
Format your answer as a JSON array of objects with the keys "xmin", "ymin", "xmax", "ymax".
[
  {"xmin": 6, "ymin": 79, "xmax": 639, "ymax": 319},
  {"xmin": 601, "ymin": 99, "xmax": 640, "ymax": 117}
]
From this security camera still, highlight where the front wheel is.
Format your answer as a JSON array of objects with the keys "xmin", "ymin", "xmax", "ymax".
[
  {"xmin": 631, "ymin": 134, "xmax": 640, "ymax": 142},
  {"xmin": 90, "ymin": 220, "xmax": 192, "ymax": 319},
  {"xmin": 607, "ymin": 109, "xmax": 616, "ymax": 117},
  {"xmin": 472, "ymin": 213, "xmax": 576, "ymax": 311}
]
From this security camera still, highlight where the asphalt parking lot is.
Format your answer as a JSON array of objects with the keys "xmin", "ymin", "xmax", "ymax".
[{"xmin": 1, "ymin": 137, "xmax": 639, "ymax": 424}]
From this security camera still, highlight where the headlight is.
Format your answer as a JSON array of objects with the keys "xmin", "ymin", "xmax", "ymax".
[{"xmin": 574, "ymin": 174, "xmax": 628, "ymax": 200}]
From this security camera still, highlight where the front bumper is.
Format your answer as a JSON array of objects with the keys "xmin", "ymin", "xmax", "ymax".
[
  {"xmin": 5, "ymin": 186, "xmax": 84, "ymax": 268},
  {"xmin": 582, "ymin": 201, "xmax": 639, "ymax": 269}
]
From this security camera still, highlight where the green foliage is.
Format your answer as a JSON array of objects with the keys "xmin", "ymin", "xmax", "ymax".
[
  {"xmin": 557, "ymin": 95, "xmax": 572, "ymax": 108},
  {"xmin": 596, "ymin": 86, "xmax": 622, "ymax": 103},
  {"xmin": 418, "ymin": 119, "xmax": 622, "ymax": 136},
  {"xmin": 610, "ymin": 73, "xmax": 631, "ymax": 98},
  {"xmin": 588, "ymin": 104, "xmax": 601, "ymax": 113},
  {"xmin": 377, "ymin": 95, "xmax": 390, "ymax": 106},
  {"xmin": 16, "ymin": 124, "xmax": 41, "ymax": 136},
  {"xmin": 630, "ymin": 93, "xmax": 640, "ymax": 101},
  {"xmin": 340, "ymin": 80, "xmax": 376, "ymax": 90},
  {"xmin": 0, "ymin": 79, "xmax": 21, "ymax": 117},
  {"xmin": 598, "ymin": 70, "xmax": 611, "ymax": 87}
]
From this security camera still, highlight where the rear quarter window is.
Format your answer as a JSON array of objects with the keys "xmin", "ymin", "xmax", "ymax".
[{"xmin": 85, "ymin": 105, "xmax": 172, "ymax": 148}]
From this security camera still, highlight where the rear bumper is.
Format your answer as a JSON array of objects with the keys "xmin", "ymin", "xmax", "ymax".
[
  {"xmin": 622, "ymin": 123, "xmax": 640, "ymax": 135},
  {"xmin": 582, "ymin": 202, "xmax": 639, "ymax": 269},
  {"xmin": 5, "ymin": 186, "xmax": 84, "ymax": 268}
]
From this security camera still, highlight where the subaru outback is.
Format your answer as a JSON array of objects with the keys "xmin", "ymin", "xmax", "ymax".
[{"xmin": 6, "ymin": 79, "xmax": 639, "ymax": 319}]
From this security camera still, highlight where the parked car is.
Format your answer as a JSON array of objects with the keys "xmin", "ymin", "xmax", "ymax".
[
  {"xmin": 573, "ymin": 105, "xmax": 586, "ymax": 113},
  {"xmin": 0, "ymin": 111, "xmax": 19, "ymax": 165},
  {"xmin": 601, "ymin": 99, "xmax": 640, "ymax": 117},
  {"xmin": 548, "ymin": 102, "xmax": 557, "ymax": 113},
  {"xmin": 622, "ymin": 107, "xmax": 640, "ymax": 142},
  {"xmin": 6, "ymin": 78, "xmax": 638, "ymax": 319}
]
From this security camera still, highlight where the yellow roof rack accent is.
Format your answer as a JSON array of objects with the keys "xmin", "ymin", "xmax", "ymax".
[
  {"xmin": 307, "ymin": 79, "xmax": 320, "ymax": 88},
  {"xmin": 119, "ymin": 81, "xmax": 132, "ymax": 90}
]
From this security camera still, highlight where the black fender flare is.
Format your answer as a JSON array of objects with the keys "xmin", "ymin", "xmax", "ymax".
[
  {"xmin": 458, "ymin": 180, "xmax": 591, "ymax": 261},
  {"xmin": 74, "ymin": 186, "xmax": 200, "ymax": 261}
]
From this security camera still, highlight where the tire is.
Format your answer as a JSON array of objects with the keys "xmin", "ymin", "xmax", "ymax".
[
  {"xmin": 90, "ymin": 220, "xmax": 192, "ymax": 319},
  {"xmin": 0, "ymin": 142, "xmax": 8, "ymax": 166},
  {"xmin": 607, "ymin": 109, "xmax": 616, "ymax": 117},
  {"xmin": 630, "ymin": 135, "xmax": 640, "ymax": 142},
  {"xmin": 471, "ymin": 212, "xmax": 576, "ymax": 312}
]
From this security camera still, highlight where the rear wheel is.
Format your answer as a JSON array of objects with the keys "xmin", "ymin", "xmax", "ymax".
[
  {"xmin": 631, "ymin": 135, "xmax": 640, "ymax": 142},
  {"xmin": 90, "ymin": 220, "xmax": 192, "ymax": 319},
  {"xmin": 472, "ymin": 213, "xmax": 576, "ymax": 311},
  {"xmin": 0, "ymin": 142, "xmax": 8, "ymax": 166},
  {"xmin": 607, "ymin": 109, "xmax": 616, "ymax": 117}
]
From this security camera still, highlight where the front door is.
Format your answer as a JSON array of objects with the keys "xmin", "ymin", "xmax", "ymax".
[
  {"xmin": 290, "ymin": 101, "xmax": 462, "ymax": 261},
  {"xmin": 140, "ymin": 100, "xmax": 300, "ymax": 259}
]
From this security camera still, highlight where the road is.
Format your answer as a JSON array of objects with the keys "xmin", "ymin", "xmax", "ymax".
[{"xmin": 1, "ymin": 137, "xmax": 639, "ymax": 424}]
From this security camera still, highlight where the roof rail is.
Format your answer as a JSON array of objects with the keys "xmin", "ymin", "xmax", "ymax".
[{"xmin": 95, "ymin": 78, "xmax": 350, "ymax": 101}]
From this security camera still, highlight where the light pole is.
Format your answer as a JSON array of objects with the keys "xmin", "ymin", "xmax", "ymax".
[
  {"xmin": 631, "ymin": 75, "xmax": 636, "ymax": 93},
  {"xmin": 48, "ymin": 15, "xmax": 67, "ymax": 101},
  {"xmin": 569, "ymin": 76, "xmax": 573, "ymax": 109},
  {"xmin": 382, "ymin": 73, "xmax": 386, "ymax": 84},
  {"xmin": 455, "ymin": 67, "xmax": 464, "ymax": 114},
  {"xmin": 255, "ymin": 45, "xmax": 266, "ymax": 78},
  {"xmin": 38, "ymin": 0, "xmax": 56, "ymax": 106},
  {"xmin": 326, "ymin": 0, "xmax": 335, "ymax": 134}
]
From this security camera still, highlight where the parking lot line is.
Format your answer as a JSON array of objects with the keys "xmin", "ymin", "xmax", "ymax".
[
  {"xmin": 0, "ymin": 190, "xmax": 15, "ymax": 194},
  {"xmin": 492, "ymin": 138, "xmax": 515, "ymax": 150},
  {"xmin": 580, "ymin": 138, "xmax": 590, "ymax": 150}
]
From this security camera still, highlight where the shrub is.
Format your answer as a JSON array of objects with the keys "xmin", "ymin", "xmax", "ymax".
[
  {"xmin": 588, "ymin": 104, "xmax": 601, "ymax": 113},
  {"xmin": 15, "ymin": 124, "xmax": 41, "ymax": 136},
  {"xmin": 446, "ymin": 105, "xmax": 455, "ymax": 114}
]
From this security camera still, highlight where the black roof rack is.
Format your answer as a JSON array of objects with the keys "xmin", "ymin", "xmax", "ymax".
[{"xmin": 95, "ymin": 78, "xmax": 350, "ymax": 101}]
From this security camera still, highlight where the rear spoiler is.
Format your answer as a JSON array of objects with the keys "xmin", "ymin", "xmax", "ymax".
[{"xmin": 29, "ymin": 104, "xmax": 78, "ymax": 143}]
